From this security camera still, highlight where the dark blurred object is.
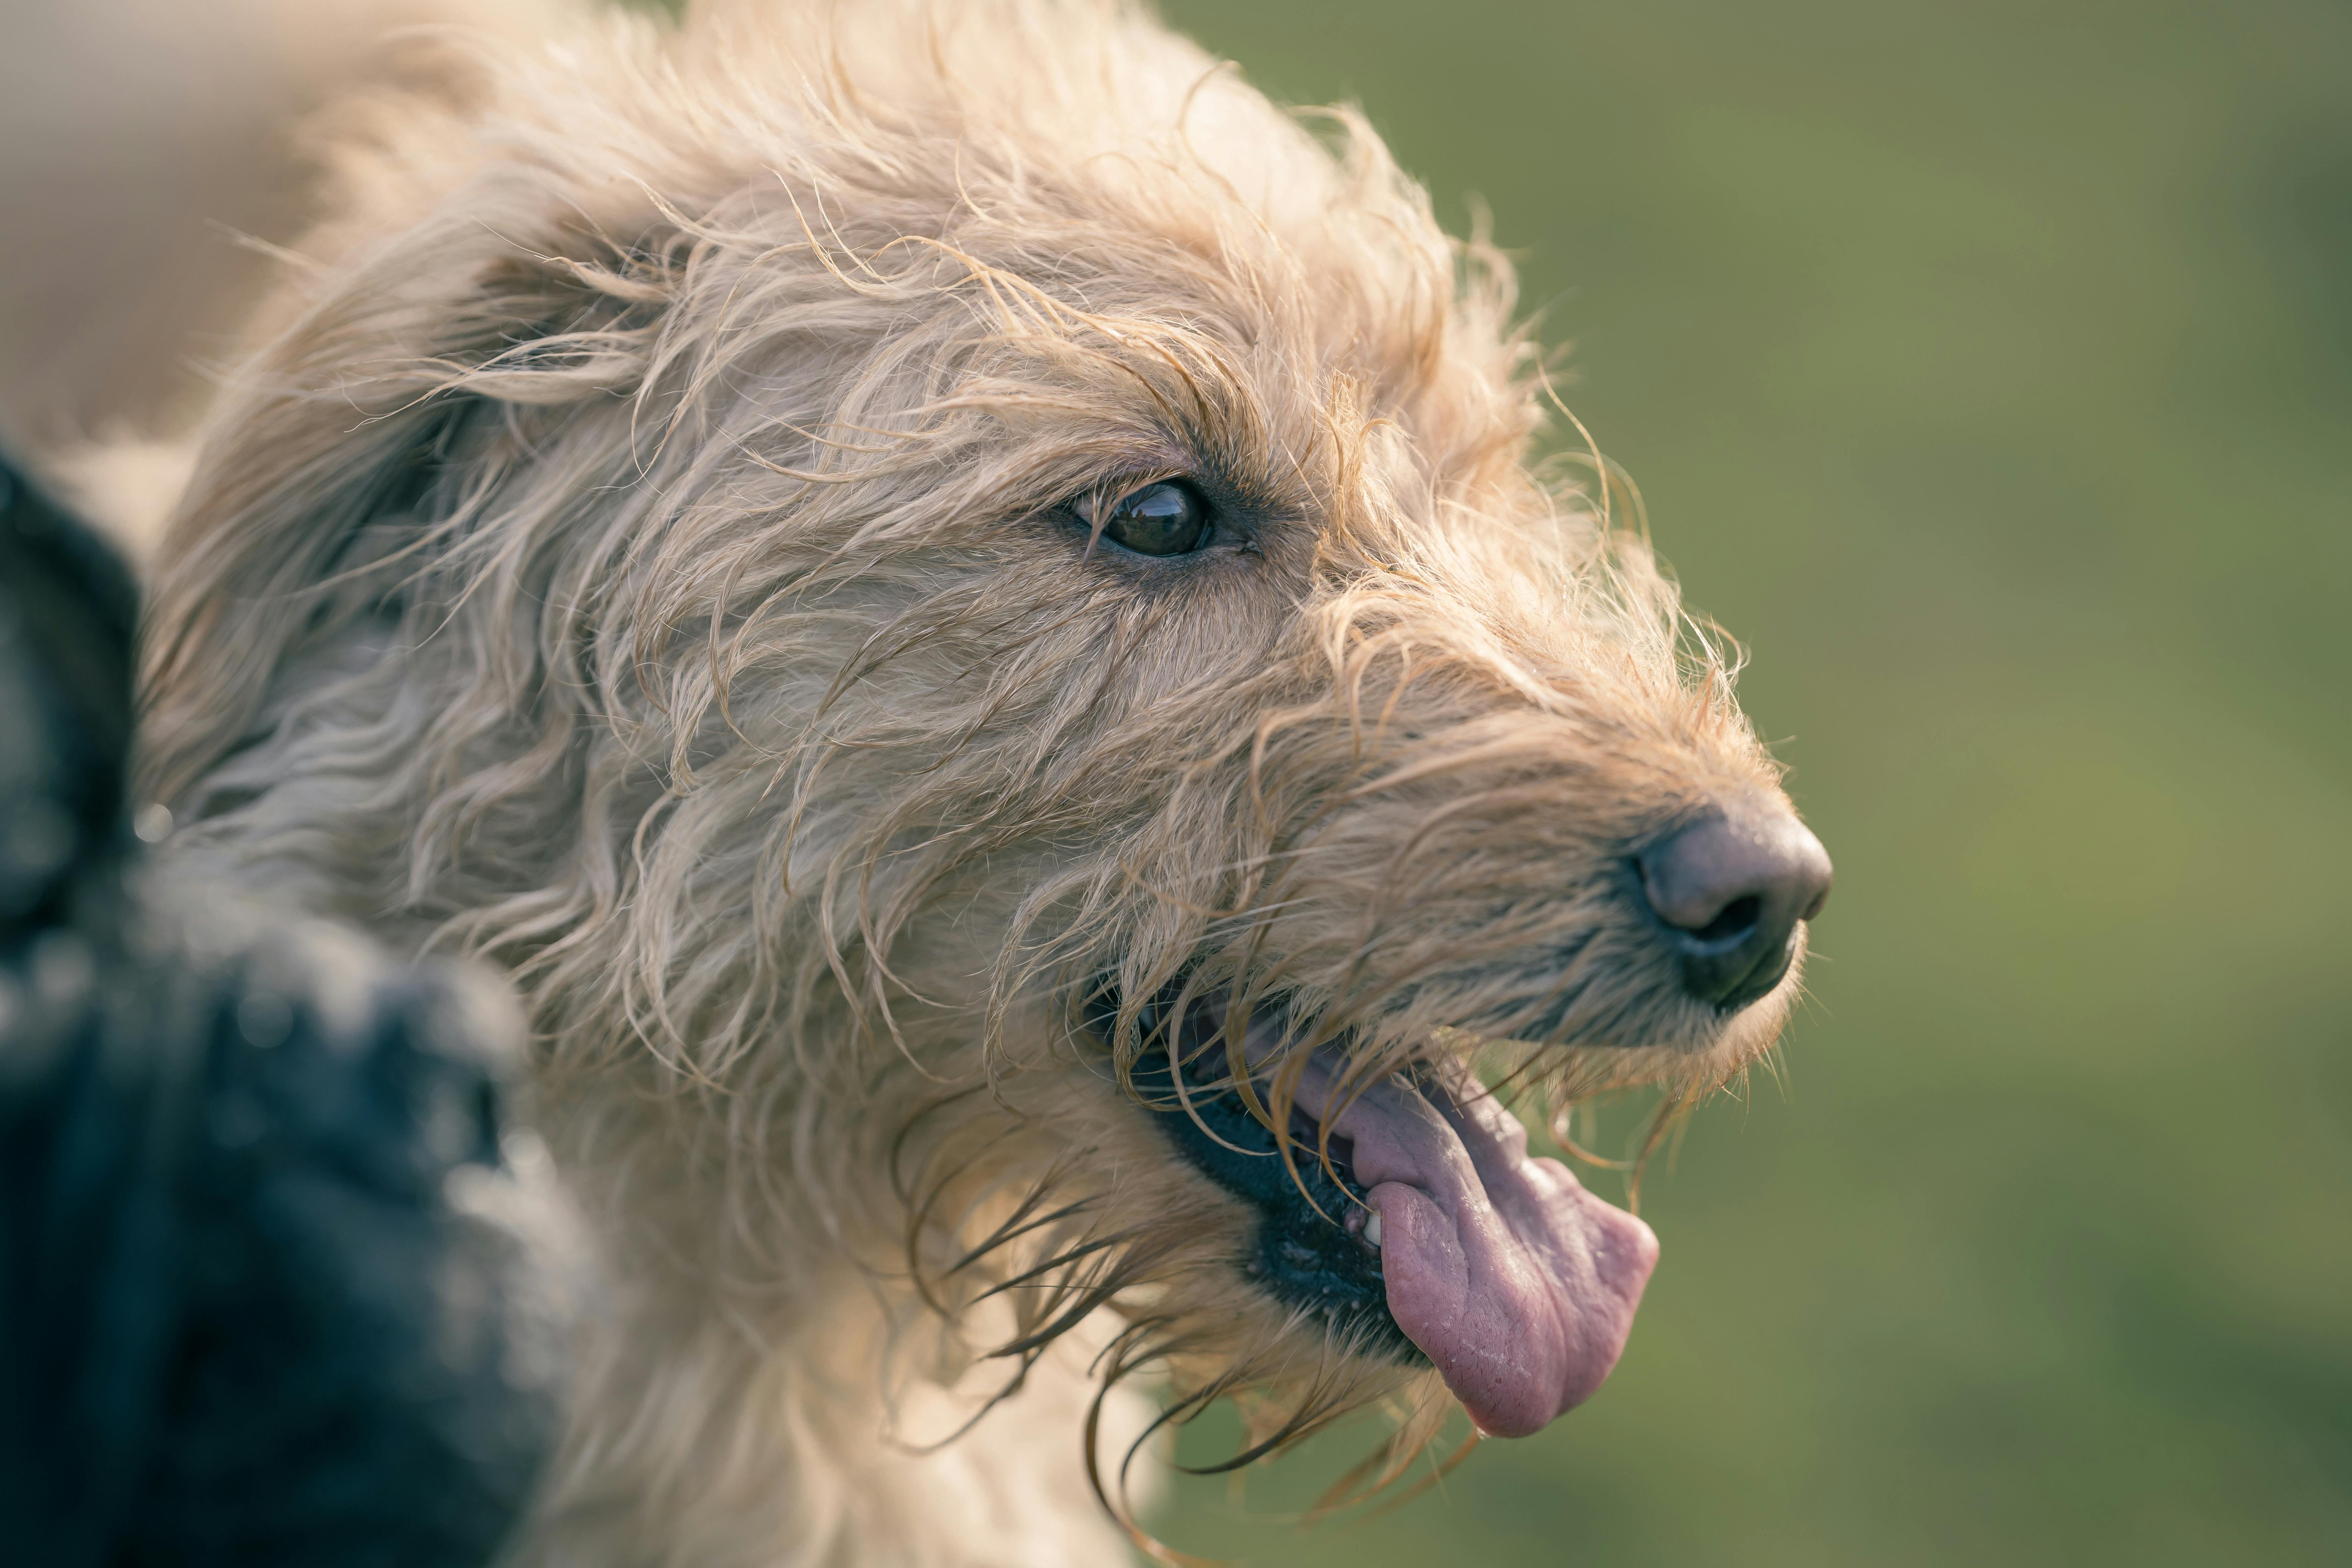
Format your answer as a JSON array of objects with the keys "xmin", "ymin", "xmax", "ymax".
[
  {"xmin": 0, "ymin": 457, "xmax": 138, "ymax": 944},
  {"xmin": 0, "ymin": 453, "xmax": 583, "ymax": 1566}
]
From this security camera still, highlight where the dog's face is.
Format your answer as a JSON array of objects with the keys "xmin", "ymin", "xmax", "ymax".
[{"xmin": 143, "ymin": 0, "xmax": 1827, "ymax": 1501}]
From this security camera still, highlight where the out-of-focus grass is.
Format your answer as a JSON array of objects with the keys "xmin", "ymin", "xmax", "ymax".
[{"xmin": 1144, "ymin": 1, "xmax": 2352, "ymax": 1563}]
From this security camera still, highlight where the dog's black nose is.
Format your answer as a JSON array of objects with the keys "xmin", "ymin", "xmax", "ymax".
[{"xmin": 1637, "ymin": 798, "xmax": 1832, "ymax": 1011}]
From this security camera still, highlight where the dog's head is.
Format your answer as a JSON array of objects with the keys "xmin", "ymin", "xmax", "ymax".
[{"xmin": 142, "ymin": 0, "xmax": 1828, "ymax": 1511}]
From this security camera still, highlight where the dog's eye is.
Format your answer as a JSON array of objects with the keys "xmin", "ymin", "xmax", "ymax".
[{"xmin": 1083, "ymin": 481, "xmax": 1212, "ymax": 557}]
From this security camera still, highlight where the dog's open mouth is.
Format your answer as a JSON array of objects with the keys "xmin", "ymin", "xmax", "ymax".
[{"xmin": 1108, "ymin": 986, "xmax": 1660, "ymax": 1436}]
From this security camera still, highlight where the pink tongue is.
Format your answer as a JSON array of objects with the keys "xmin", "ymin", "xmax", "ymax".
[{"xmin": 1291, "ymin": 1061, "xmax": 1659, "ymax": 1437}]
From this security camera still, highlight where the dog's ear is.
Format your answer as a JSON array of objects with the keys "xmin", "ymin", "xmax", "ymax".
[{"xmin": 139, "ymin": 217, "xmax": 681, "ymax": 810}]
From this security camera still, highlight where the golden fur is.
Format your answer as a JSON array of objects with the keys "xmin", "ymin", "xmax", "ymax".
[{"xmin": 134, "ymin": 2, "xmax": 1802, "ymax": 1561}]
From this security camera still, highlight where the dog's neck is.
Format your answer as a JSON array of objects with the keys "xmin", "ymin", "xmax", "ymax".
[{"xmin": 520, "ymin": 1196, "xmax": 1146, "ymax": 1568}]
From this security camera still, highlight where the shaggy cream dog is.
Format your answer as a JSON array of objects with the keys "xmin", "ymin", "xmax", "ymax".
[{"xmin": 128, "ymin": 2, "xmax": 1830, "ymax": 1562}]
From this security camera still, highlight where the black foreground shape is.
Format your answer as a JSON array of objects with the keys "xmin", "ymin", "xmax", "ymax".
[
  {"xmin": 0, "ymin": 453, "xmax": 584, "ymax": 1568},
  {"xmin": 1098, "ymin": 985, "xmax": 1424, "ymax": 1364}
]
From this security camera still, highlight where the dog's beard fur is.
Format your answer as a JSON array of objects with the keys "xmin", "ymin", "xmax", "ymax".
[{"xmin": 131, "ymin": 1, "xmax": 1804, "ymax": 1561}]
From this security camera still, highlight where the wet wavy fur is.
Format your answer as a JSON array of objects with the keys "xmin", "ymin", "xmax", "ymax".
[{"xmin": 137, "ymin": 1, "xmax": 1801, "ymax": 1562}]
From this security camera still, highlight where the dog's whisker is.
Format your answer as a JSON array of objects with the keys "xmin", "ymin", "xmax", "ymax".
[{"xmin": 944, "ymin": 1195, "xmax": 1097, "ymax": 1277}]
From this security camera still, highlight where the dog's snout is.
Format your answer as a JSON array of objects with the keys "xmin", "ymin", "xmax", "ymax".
[{"xmin": 1636, "ymin": 800, "xmax": 1832, "ymax": 1011}]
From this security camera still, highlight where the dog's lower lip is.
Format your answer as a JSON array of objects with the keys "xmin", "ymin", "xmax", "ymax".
[{"xmin": 1116, "ymin": 986, "xmax": 1413, "ymax": 1359}]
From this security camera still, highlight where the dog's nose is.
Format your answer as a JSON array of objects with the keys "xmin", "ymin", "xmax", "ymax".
[{"xmin": 1637, "ymin": 799, "xmax": 1832, "ymax": 1011}]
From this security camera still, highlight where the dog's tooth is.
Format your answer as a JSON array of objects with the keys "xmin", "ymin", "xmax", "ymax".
[{"xmin": 1363, "ymin": 1213, "xmax": 1382, "ymax": 1250}]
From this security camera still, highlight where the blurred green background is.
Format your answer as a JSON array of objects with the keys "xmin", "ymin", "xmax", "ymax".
[{"xmin": 1143, "ymin": 1, "xmax": 2352, "ymax": 1563}]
